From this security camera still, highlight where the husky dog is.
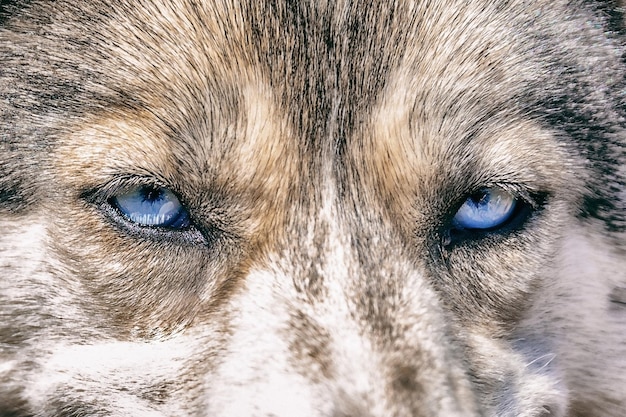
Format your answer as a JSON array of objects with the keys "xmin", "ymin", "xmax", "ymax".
[{"xmin": 1, "ymin": 0, "xmax": 625, "ymax": 416}]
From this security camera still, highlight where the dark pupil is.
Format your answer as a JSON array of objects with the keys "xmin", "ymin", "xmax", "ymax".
[
  {"xmin": 140, "ymin": 186, "xmax": 163, "ymax": 203},
  {"xmin": 469, "ymin": 191, "xmax": 488, "ymax": 205}
]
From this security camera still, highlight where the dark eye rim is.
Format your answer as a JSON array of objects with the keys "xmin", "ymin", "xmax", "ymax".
[
  {"xmin": 82, "ymin": 177, "xmax": 211, "ymax": 246},
  {"xmin": 442, "ymin": 186, "xmax": 548, "ymax": 248}
]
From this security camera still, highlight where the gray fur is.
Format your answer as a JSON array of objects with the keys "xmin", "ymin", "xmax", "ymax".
[{"xmin": 1, "ymin": 0, "xmax": 625, "ymax": 416}]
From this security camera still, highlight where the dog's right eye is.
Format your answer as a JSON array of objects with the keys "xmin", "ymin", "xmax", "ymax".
[
  {"xmin": 110, "ymin": 185, "xmax": 191, "ymax": 230},
  {"xmin": 442, "ymin": 185, "xmax": 542, "ymax": 247},
  {"xmin": 452, "ymin": 187, "xmax": 517, "ymax": 231}
]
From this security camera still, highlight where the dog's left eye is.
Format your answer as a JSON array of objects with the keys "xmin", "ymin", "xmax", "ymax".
[
  {"xmin": 452, "ymin": 187, "xmax": 517, "ymax": 231},
  {"xmin": 110, "ymin": 185, "xmax": 190, "ymax": 229}
]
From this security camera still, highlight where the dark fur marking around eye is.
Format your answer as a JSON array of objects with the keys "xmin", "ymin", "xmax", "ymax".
[
  {"xmin": 0, "ymin": 0, "xmax": 26, "ymax": 26},
  {"xmin": 533, "ymin": 89, "xmax": 626, "ymax": 233},
  {"xmin": 609, "ymin": 286, "xmax": 626, "ymax": 308},
  {"xmin": 0, "ymin": 185, "xmax": 27, "ymax": 212}
]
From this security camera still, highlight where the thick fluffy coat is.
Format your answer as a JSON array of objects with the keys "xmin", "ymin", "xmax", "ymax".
[{"xmin": 1, "ymin": 0, "xmax": 625, "ymax": 416}]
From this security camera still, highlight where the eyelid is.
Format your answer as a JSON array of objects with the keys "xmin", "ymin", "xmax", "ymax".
[
  {"xmin": 469, "ymin": 183, "xmax": 538, "ymax": 209},
  {"xmin": 82, "ymin": 177, "xmax": 209, "ymax": 246},
  {"xmin": 82, "ymin": 175, "xmax": 175, "ymax": 205},
  {"xmin": 442, "ymin": 183, "xmax": 547, "ymax": 247}
]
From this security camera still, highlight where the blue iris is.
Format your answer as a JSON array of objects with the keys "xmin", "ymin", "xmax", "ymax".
[
  {"xmin": 112, "ymin": 185, "xmax": 190, "ymax": 229},
  {"xmin": 453, "ymin": 187, "xmax": 517, "ymax": 230}
]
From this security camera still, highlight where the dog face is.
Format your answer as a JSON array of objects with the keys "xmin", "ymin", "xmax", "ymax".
[{"xmin": 1, "ymin": 1, "xmax": 625, "ymax": 416}]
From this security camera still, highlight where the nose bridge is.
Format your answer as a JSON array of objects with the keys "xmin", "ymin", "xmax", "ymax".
[
  {"xmin": 292, "ymin": 188, "xmax": 391, "ymax": 412},
  {"xmin": 284, "ymin": 187, "xmax": 479, "ymax": 416},
  {"xmin": 205, "ymin": 180, "xmax": 478, "ymax": 416},
  {"xmin": 297, "ymin": 180, "xmax": 425, "ymax": 340},
  {"xmin": 298, "ymin": 184, "xmax": 356, "ymax": 302}
]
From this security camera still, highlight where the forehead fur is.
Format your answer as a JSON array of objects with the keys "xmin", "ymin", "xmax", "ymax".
[
  {"xmin": 0, "ymin": 1, "xmax": 625, "ymax": 416},
  {"xmin": 1, "ymin": 0, "xmax": 623, "ymax": 211}
]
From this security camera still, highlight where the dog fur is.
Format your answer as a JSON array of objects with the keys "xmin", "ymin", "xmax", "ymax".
[{"xmin": 1, "ymin": 0, "xmax": 625, "ymax": 416}]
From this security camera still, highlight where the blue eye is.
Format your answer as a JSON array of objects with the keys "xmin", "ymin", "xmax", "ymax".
[
  {"xmin": 111, "ymin": 185, "xmax": 190, "ymax": 229},
  {"xmin": 452, "ymin": 187, "xmax": 517, "ymax": 230}
]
